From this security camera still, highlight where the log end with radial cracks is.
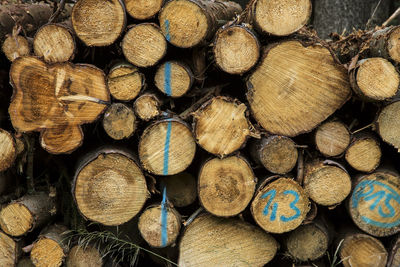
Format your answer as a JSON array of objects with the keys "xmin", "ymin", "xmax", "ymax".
[
  {"xmin": 107, "ymin": 63, "xmax": 144, "ymax": 101},
  {"xmin": 247, "ymin": 41, "xmax": 351, "ymax": 137},
  {"xmin": 2, "ymin": 35, "xmax": 30, "ymax": 62},
  {"xmin": 125, "ymin": 0, "xmax": 164, "ymax": 20},
  {"xmin": 8, "ymin": 56, "xmax": 110, "ymax": 154}
]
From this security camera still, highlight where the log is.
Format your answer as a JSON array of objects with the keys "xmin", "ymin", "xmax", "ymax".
[
  {"xmin": 251, "ymin": 177, "xmax": 310, "ymax": 233},
  {"xmin": 33, "ymin": 22, "xmax": 75, "ymax": 63},
  {"xmin": 71, "ymin": 0, "xmax": 126, "ymax": 47},
  {"xmin": 154, "ymin": 61, "xmax": 193, "ymax": 98},
  {"xmin": 198, "ymin": 156, "xmax": 256, "ymax": 217},
  {"xmin": 0, "ymin": 192, "xmax": 56, "ymax": 237},
  {"xmin": 349, "ymin": 57, "xmax": 399, "ymax": 101},
  {"xmin": 2, "ymin": 35, "xmax": 30, "ymax": 62},
  {"xmin": 193, "ymin": 96, "xmax": 254, "ymax": 157},
  {"xmin": 251, "ymin": 0, "xmax": 312, "ymax": 36},
  {"xmin": 339, "ymin": 233, "xmax": 387, "ymax": 267},
  {"xmin": 107, "ymin": 62, "xmax": 144, "ymax": 102},
  {"xmin": 388, "ymin": 235, "xmax": 400, "ymax": 267},
  {"xmin": 249, "ymin": 135, "xmax": 298, "ymax": 174},
  {"xmin": 370, "ymin": 26, "xmax": 400, "ymax": 64},
  {"xmin": 133, "ymin": 93, "xmax": 162, "ymax": 121},
  {"xmin": 314, "ymin": 120, "xmax": 351, "ymax": 157},
  {"xmin": 102, "ymin": 103, "xmax": 136, "ymax": 140},
  {"xmin": 345, "ymin": 132, "xmax": 381, "ymax": 173},
  {"xmin": 139, "ymin": 118, "xmax": 196, "ymax": 175},
  {"xmin": 0, "ymin": 128, "xmax": 16, "ymax": 172},
  {"xmin": 8, "ymin": 56, "xmax": 110, "ymax": 154},
  {"xmin": 138, "ymin": 202, "xmax": 181, "ymax": 248},
  {"xmin": 303, "ymin": 160, "xmax": 351, "ymax": 206},
  {"xmin": 73, "ymin": 148, "xmax": 148, "ymax": 226},
  {"xmin": 213, "ymin": 24, "xmax": 260, "ymax": 74},
  {"xmin": 0, "ymin": 231, "xmax": 18, "ymax": 267},
  {"xmin": 160, "ymin": 172, "xmax": 197, "ymax": 207},
  {"xmin": 247, "ymin": 41, "xmax": 351, "ymax": 137},
  {"xmin": 66, "ymin": 245, "xmax": 102, "ymax": 267},
  {"xmin": 30, "ymin": 225, "xmax": 69, "ymax": 267},
  {"xmin": 125, "ymin": 0, "xmax": 164, "ymax": 20},
  {"xmin": 122, "ymin": 23, "xmax": 167, "ymax": 68},
  {"xmin": 376, "ymin": 101, "xmax": 400, "ymax": 152},
  {"xmin": 349, "ymin": 170, "xmax": 400, "ymax": 237},
  {"xmin": 178, "ymin": 213, "xmax": 278, "ymax": 266},
  {"xmin": 159, "ymin": 0, "xmax": 242, "ymax": 48}
]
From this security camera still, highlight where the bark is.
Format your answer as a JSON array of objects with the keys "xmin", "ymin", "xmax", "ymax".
[{"xmin": 159, "ymin": 172, "xmax": 197, "ymax": 207}]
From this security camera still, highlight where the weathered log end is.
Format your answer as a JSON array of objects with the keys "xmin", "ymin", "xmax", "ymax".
[
  {"xmin": 154, "ymin": 61, "xmax": 193, "ymax": 97},
  {"xmin": 107, "ymin": 63, "xmax": 144, "ymax": 101},
  {"xmin": 0, "ymin": 129, "xmax": 16, "ymax": 172},
  {"xmin": 133, "ymin": 94, "xmax": 162, "ymax": 121},
  {"xmin": 315, "ymin": 120, "xmax": 350, "ymax": 157},
  {"xmin": 345, "ymin": 134, "xmax": 381, "ymax": 173},
  {"xmin": 66, "ymin": 245, "xmax": 103, "ymax": 267},
  {"xmin": 125, "ymin": 0, "xmax": 163, "ymax": 20},
  {"xmin": 0, "ymin": 231, "xmax": 17, "ymax": 266},
  {"xmin": 377, "ymin": 101, "xmax": 400, "ymax": 152},
  {"xmin": 2, "ymin": 35, "xmax": 30, "ymax": 62},
  {"xmin": 102, "ymin": 103, "xmax": 136, "ymax": 140}
]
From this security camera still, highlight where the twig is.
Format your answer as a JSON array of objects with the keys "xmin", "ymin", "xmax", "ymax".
[
  {"xmin": 383, "ymin": 7, "xmax": 400, "ymax": 27},
  {"xmin": 351, "ymin": 122, "xmax": 374, "ymax": 134},
  {"xmin": 48, "ymin": 0, "xmax": 66, "ymax": 23},
  {"xmin": 183, "ymin": 207, "xmax": 203, "ymax": 227},
  {"xmin": 366, "ymin": 0, "xmax": 383, "ymax": 28}
]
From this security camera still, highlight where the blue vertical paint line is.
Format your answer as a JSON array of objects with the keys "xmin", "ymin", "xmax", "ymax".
[
  {"xmin": 164, "ymin": 20, "xmax": 171, "ymax": 41},
  {"xmin": 164, "ymin": 62, "xmax": 172, "ymax": 96},
  {"xmin": 161, "ymin": 187, "xmax": 168, "ymax": 247},
  {"xmin": 163, "ymin": 121, "xmax": 172, "ymax": 175}
]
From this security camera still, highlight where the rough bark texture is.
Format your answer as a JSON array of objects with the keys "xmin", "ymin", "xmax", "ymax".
[{"xmin": 160, "ymin": 172, "xmax": 197, "ymax": 207}]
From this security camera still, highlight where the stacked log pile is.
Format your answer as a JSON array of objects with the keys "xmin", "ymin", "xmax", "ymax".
[{"xmin": 0, "ymin": 0, "xmax": 400, "ymax": 266}]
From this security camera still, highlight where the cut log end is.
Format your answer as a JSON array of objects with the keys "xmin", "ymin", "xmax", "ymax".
[
  {"xmin": 315, "ymin": 121, "xmax": 350, "ymax": 157},
  {"xmin": 74, "ymin": 152, "xmax": 148, "ymax": 226},
  {"xmin": 198, "ymin": 156, "xmax": 256, "ymax": 217},
  {"xmin": 377, "ymin": 101, "xmax": 400, "ymax": 151},
  {"xmin": 388, "ymin": 27, "xmax": 400, "ymax": 63},
  {"xmin": 161, "ymin": 172, "xmax": 197, "ymax": 207},
  {"xmin": 2, "ymin": 35, "xmax": 30, "ymax": 62},
  {"xmin": 133, "ymin": 94, "xmax": 161, "ymax": 121},
  {"xmin": 155, "ymin": 61, "xmax": 193, "ymax": 97},
  {"xmin": 138, "ymin": 205, "xmax": 181, "ymax": 248},
  {"xmin": 72, "ymin": 0, "xmax": 126, "ymax": 46},
  {"xmin": 254, "ymin": 0, "xmax": 312, "ymax": 36},
  {"xmin": 340, "ymin": 234, "xmax": 387, "ymax": 267},
  {"xmin": 349, "ymin": 171, "xmax": 400, "ymax": 237},
  {"xmin": 248, "ymin": 41, "xmax": 350, "ymax": 137},
  {"xmin": 31, "ymin": 238, "xmax": 65, "ymax": 267},
  {"xmin": 345, "ymin": 136, "xmax": 381, "ymax": 173},
  {"xmin": 66, "ymin": 245, "xmax": 103, "ymax": 267},
  {"xmin": 139, "ymin": 119, "xmax": 196, "ymax": 175},
  {"xmin": 194, "ymin": 97, "xmax": 251, "ymax": 157},
  {"xmin": 0, "ymin": 203, "xmax": 33, "ymax": 237},
  {"xmin": 103, "ymin": 103, "xmax": 136, "ymax": 140},
  {"xmin": 0, "ymin": 129, "xmax": 16, "ymax": 172},
  {"xmin": 251, "ymin": 178, "xmax": 310, "ymax": 234},
  {"xmin": 0, "ymin": 231, "xmax": 17, "ymax": 266},
  {"xmin": 125, "ymin": 0, "xmax": 163, "ymax": 20},
  {"xmin": 214, "ymin": 25, "xmax": 260, "ymax": 74},
  {"xmin": 33, "ymin": 24, "xmax": 75, "ymax": 63},
  {"xmin": 122, "ymin": 23, "xmax": 167, "ymax": 68},
  {"xmin": 107, "ymin": 63, "xmax": 143, "ymax": 101}
]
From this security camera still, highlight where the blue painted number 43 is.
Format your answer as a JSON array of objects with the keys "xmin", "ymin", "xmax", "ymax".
[{"xmin": 261, "ymin": 189, "xmax": 301, "ymax": 222}]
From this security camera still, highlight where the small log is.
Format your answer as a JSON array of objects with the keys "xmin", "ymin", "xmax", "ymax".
[
  {"xmin": 102, "ymin": 103, "xmax": 136, "ymax": 140},
  {"xmin": 198, "ymin": 156, "xmax": 256, "ymax": 217},
  {"xmin": 2, "ymin": 35, "xmax": 30, "ymax": 62},
  {"xmin": 160, "ymin": 172, "xmax": 197, "ymax": 207},
  {"xmin": 9, "ymin": 56, "xmax": 110, "ymax": 154},
  {"xmin": 133, "ymin": 93, "xmax": 162, "ymax": 121},
  {"xmin": 376, "ymin": 101, "xmax": 400, "ymax": 152},
  {"xmin": 349, "ymin": 170, "xmax": 400, "ymax": 237},
  {"xmin": 159, "ymin": 0, "xmax": 242, "ymax": 48},
  {"xmin": 213, "ymin": 24, "xmax": 260, "ymax": 74},
  {"xmin": 0, "ymin": 192, "xmax": 56, "ymax": 237},
  {"xmin": 251, "ymin": 177, "xmax": 310, "ymax": 234},
  {"xmin": 122, "ymin": 23, "xmax": 167, "ymax": 68},
  {"xmin": 247, "ymin": 41, "xmax": 351, "ymax": 137},
  {"xmin": 314, "ymin": 120, "xmax": 351, "ymax": 157},
  {"xmin": 178, "ymin": 214, "xmax": 278, "ymax": 266},
  {"xmin": 73, "ymin": 148, "xmax": 148, "ymax": 226},
  {"xmin": 138, "ymin": 203, "xmax": 181, "ymax": 248},
  {"xmin": 349, "ymin": 58, "xmax": 399, "ymax": 101},
  {"xmin": 303, "ymin": 160, "xmax": 351, "ymax": 206},
  {"xmin": 0, "ymin": 231, "xmax": 18, "ymax": 267},
  {"xmin": 345, "ymin": 132, "xmax": 381, "ymax": 173},
  {"xmin": 33, "ymin": 22, "xmax": 75, "ymax": 63},
  {"xmin": 0, "ymin": 129, "xmax": 16, "ymax": 172},
  {"xmin": 369, "ymin": 26, "xmax": 400, "ymax": 64},
  {"xmin": 388, "ymin": 235, "xmax": 400, "ymax": 267},
  {"xmin": 154, "ymin": 61, "xmax": 193, "ymax": 98},
  {"xmin": 249, "ymin": 135, "xmax": 298, "ymax": 174},
  {"xmin": 71, "ymin": 0, "xmax": 126, "ymax": 47},
  {"xmin": 66, "ymin": 245, "xmax": 102, "ymax": 267},
  {"xmin": 193, "ymin": 96, "xmax": 254, "ymax": 157},
  {"xmin": 252, "ymin": 0, "xmax": 312, "ymax": 36},
  {"xmin": 125, "ymin": 0, "xmax": 164, "ymax": 20},
  {"xmin": 30, "ymin": 225, "xmax": 69, "ymax": 267},
  {"xmin": 339, "ymin": 233, "xmax": 387, "ymax": 267},
  {"xmin": 139, "ymin": 118, "xmax": 196, "ymax": 175},
  {"xmin": 107, "ymin": 62, "xmax": 144, "ymax": 102}
]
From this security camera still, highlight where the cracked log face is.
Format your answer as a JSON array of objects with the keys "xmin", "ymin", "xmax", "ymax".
[
  {"xmin": 9, "ymin": 56, "xmax": 109, "ymax": 154},
  {"xmin": 247, "ymin": 41, "xmax": 351, "ymax": 137}
]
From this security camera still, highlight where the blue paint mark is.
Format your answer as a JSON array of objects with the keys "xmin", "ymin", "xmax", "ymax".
[
  {"xmin": 163, "ymin": 121, "xmax": 172, "ymax": 175},
  {"xmin": 361, "ymin": 216, "xmax": 400, "ymax": 228},
  {"xmin": 280, "ymin": 190, "xmax": 301, "ymax": 222},
  {"xmin": 262, "ymin": 189, "xmax": 276, "ymax": 219},
  {"xmin": 164, "ymin": 62, "xmax": 172, "ymax": 96},
  {"xmin": 161, "ymin": 187, "xmax": 168, "ymax": 247},
  {"xmin": 164, "ymin": 20, "xmax": 171, "ymax": 41},
  {"xmin": 270, "ymin": 203, "xmax": 278, "ymax": 221}
]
